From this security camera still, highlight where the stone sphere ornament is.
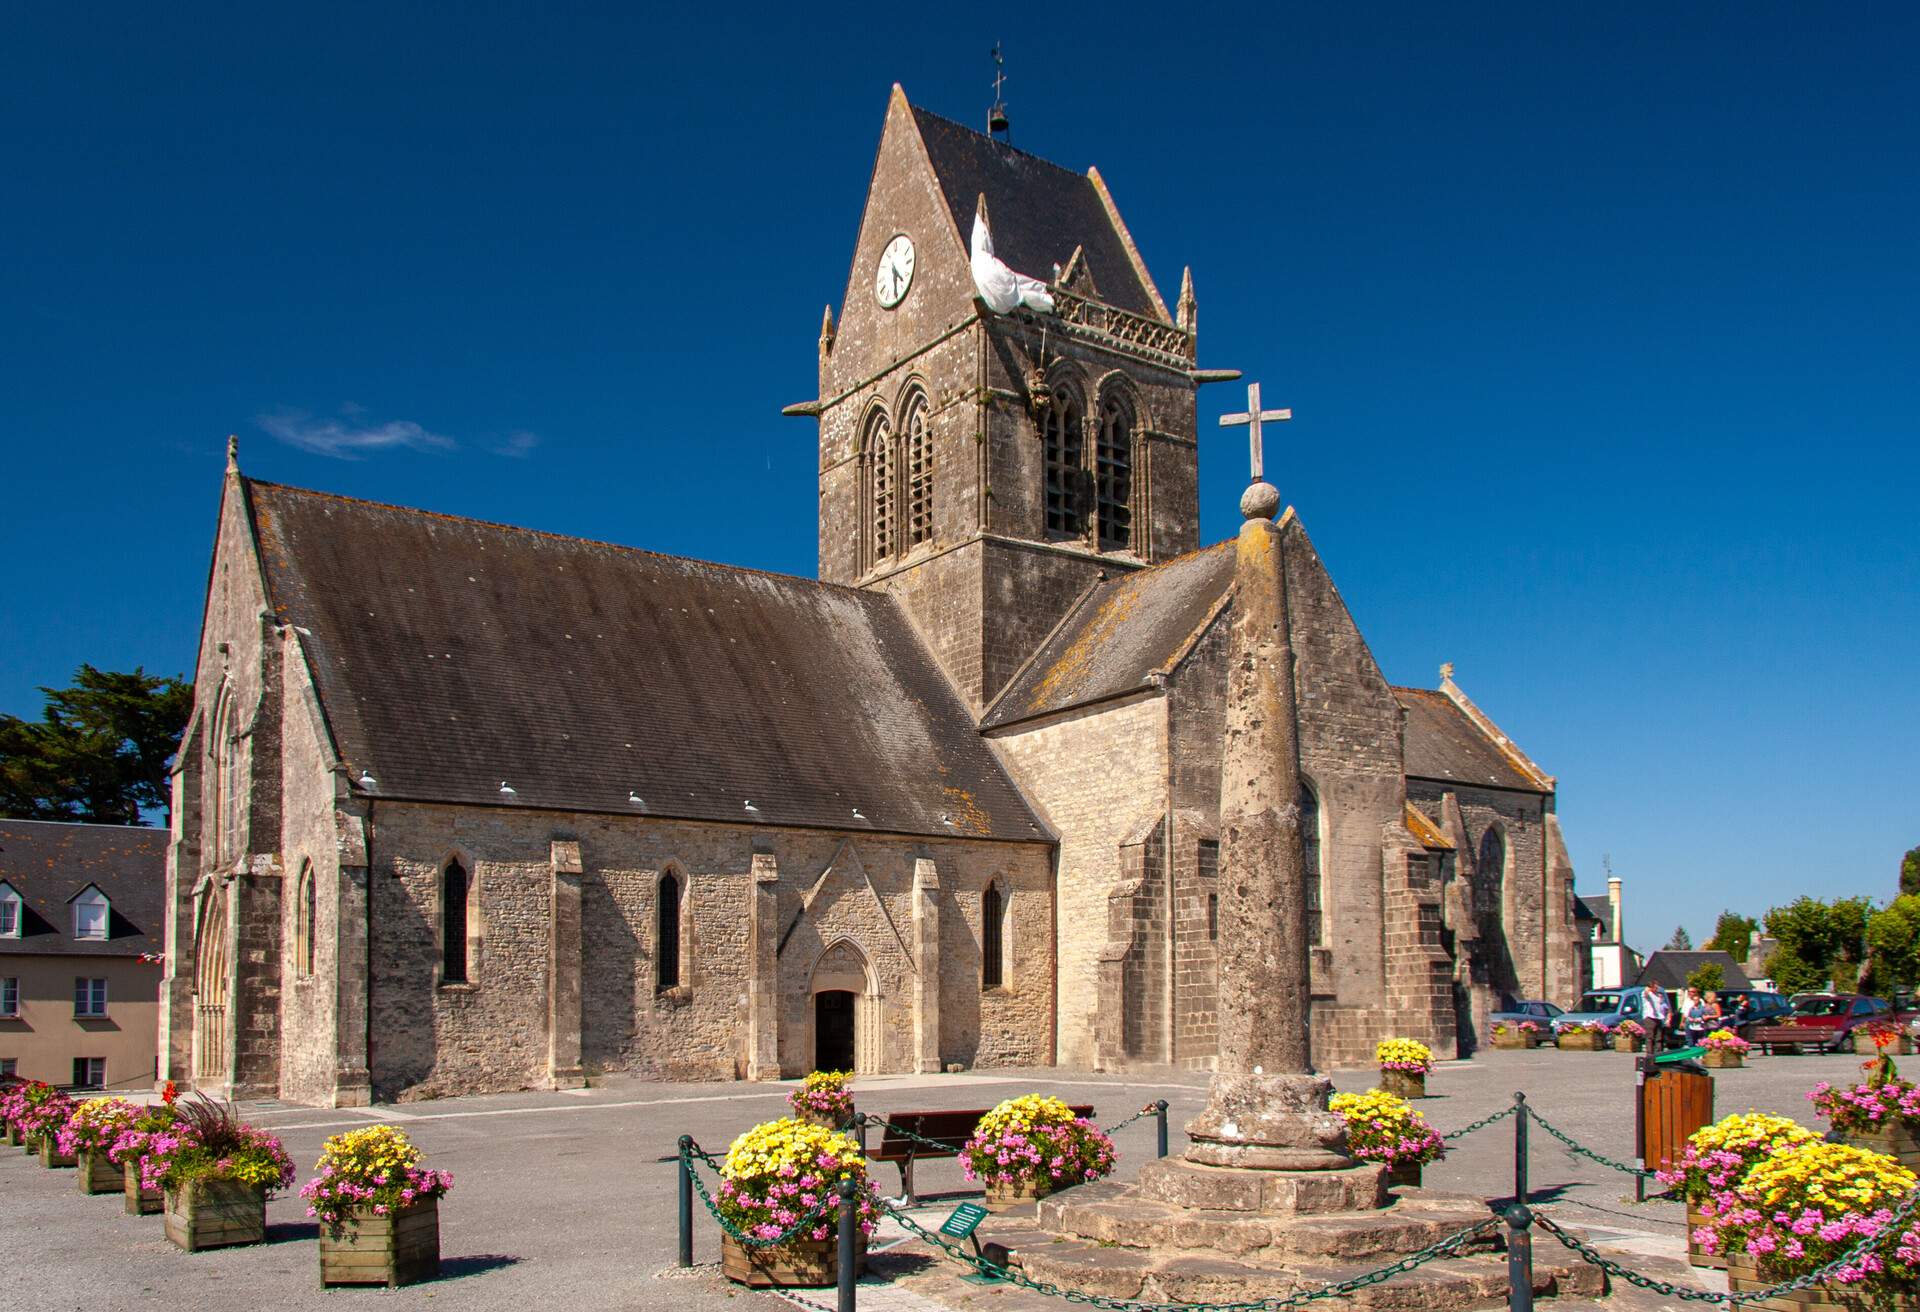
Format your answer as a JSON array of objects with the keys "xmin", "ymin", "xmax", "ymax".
[{"xmin": 1240, "ymin": 480, "xmax": 1280, "ymax": 521}]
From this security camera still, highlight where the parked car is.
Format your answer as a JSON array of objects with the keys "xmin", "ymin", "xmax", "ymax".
[
  {"xmin": 1551, "ymin": 986, "xmax": 1652, "ymax": 1039},
  {"xmin": 1714, "ymin": 989, "xmax": 1794, "ymax": 1036},
  {"xmin": 1762, "ymin": 993, "xmax": 1911, "ymax": 1053},
  {"xmin": 1491, "ymin": 1000, "xmax": 1564, "ymax": 1031}
]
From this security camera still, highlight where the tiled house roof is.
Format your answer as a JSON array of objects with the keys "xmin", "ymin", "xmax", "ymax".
[{"xmin": 0, "ymin": 820, "xmax": 165, "ymax": 958}]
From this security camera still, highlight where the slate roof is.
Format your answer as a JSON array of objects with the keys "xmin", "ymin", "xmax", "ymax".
[
  {"xmin": 0, "ymin": 820, "xmax": 165, "ymax": 958},
  {"xmin": 910, "ymin": 104, "xmax": 1161, "ymax": 319},
  {"xmin": 244, "ymin": 480, "xmax": 1046, "ymax": 843},
  {"xmin": 1575, "ymin": 894, "xmax": 1608, "ymax": 924},
  {"xmin": 982, "ymin": 542, "xmax": 1234, "ymax": 730},
  {"xmin": 1394, "ymin": 688, "xmax": 1545, "ymax": 793},
  {"xmin": 1635, "ymin": 951, "xmax": 1752, "ymax": 991}
]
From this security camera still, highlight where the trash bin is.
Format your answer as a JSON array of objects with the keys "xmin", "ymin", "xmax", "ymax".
[{"xmin": 1638, "ymin": 1059, "xmax": 1713, "ymax": 1188}]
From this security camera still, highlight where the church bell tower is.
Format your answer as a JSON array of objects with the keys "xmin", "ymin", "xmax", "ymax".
[{"xmin": 794, "ymin": 86, "xmax": 1211, "ymax": 711}]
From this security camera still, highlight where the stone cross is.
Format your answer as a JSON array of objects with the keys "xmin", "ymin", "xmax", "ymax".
[{"xmin": 1218, "ymin": 382, "xmax": 1292, "ymax": 481}]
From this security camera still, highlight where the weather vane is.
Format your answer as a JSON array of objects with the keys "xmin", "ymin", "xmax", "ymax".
[{"xmin": 988, "ymin": 43, "xmax": 1010, "ymax": 142}]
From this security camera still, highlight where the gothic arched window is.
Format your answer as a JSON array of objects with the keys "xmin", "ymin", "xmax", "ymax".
[
  {"xmin": 441, "ymin": 858, "xmax": 470, "ymax": 984},
  {"xmin": 902, "ymin": 391, "xmax": 933, "ymax": 549},
  {"xmin": 1044, "ymin": 385, "xmax": 1086, "ymax": 538},
  {"xmin": 1096, "ymin": 392, "xmax": 1134, "ymax": 551},
  {"xmin": 295, "ymin": 861, "xmax": 315, "ymax": 977},
  {"xmin": 656, "ymin": 871, "xmax": 682, "ymax": 991},
  {"xmin": 864, "ymin": 408, "xmax": 895, "ymax": 568},
  {"xmin": 1300, "ymin": 782, "xmax": 1324, "ymax": 946},
  {"xmin": 981, "ymin": 881, "xmax": 1005, "ymax": 990}
]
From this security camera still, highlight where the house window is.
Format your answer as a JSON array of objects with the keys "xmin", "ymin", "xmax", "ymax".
[
  {"xmin": 441, "ymin": 859, "xmax": 470, "ymax": 984},
  {"xmin": 0, "ymin": 1059, "xmax": 14, "ymax": 1078},
  {"xmin": 865, "ymin": 408, "xmax": 895, "ymax": 567},
  {"xmin": 656, "ymin": 872, "xmax": 682, "ymax": 991},
  {"xmin": 982, "ymin": 883, "xmax": 1005, "ymax": 990},
  {"xmin": 1300, "ymin": 783, "xmax": 1324, "ymax": 947},
  {"xmin": 0, "ymin": 977, "xmax": 17, "ymax": 1017},
  {"xmin": 902, "ymin": 392, "xmax": 933, "ymax": 548},
  {"xmin": 72, "ymin": 1057, "xmax": 104, "ymax": 1089},
  {"xmin": 75, "ymin": 978, "xmax": 107, "ymax": 1017},
  {"xmin": 1095, "ymin": 393, "xmax": 1134, "ymax": 551},
  {"xmin": 73, "ymin": 888, "xmax": 109, "ymax": 941},
  {"xmin": 1044, "ymin": 385, "xmax": 1087, "ymax": 537},
  {"xmin": 0, "ymin": 884, "xmax": 20, "ymax": 937},
  {"xmin": 295, "ymin": 862, "xmax": 315, "ymax": 977}
]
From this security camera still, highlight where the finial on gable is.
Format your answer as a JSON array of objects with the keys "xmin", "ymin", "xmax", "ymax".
[
  {"xmin": 988, "ymin": 43, "xmax": 1010, "ymax": 142},
  {"xmin": 226, "ymin": 433, "xmax": 239, "ymax": 472},
  {"xmin": 1440, "ymin": 661, "xmax": 1455, "ymax": 684},
  {"xmin": 819, "ymin": 304, "xmax": 836, "ymax": 354},
  {"xmin": 1177, "ymin": 266, "xmax": 1197, "ymax": 334}
]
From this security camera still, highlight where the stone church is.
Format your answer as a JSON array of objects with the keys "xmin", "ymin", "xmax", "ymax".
[{"xmin": 160, "ymin": 87, "xmax": 1584, "ymax": 1106}]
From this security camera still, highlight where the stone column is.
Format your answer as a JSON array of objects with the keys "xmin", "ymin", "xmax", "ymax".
[
  {"xmin": 746, "ymin": 853, "xmax": 781, "ymax": 1080},
  {"xmin": 546, "ymin": 839, "xmax": 586, "ymax": 1090},
  {"xmin": 331, "ymin": 804, "xmax": 373, "ymax": 1107},
  {"xmin": 912, "ymin": 858, "xmax": 941, "ymax": 1073},
  {"xmin": 1184, "ymin": 481, "xmax": 1350, "ymax": 1172}
]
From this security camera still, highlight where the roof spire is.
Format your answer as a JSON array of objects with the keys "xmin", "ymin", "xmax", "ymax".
[
  {"xmin": 1177, "ymin": 266, "xmax": 1197, "ymax": 334},
  {"xmin": 226, "ymin": 433, "xmax": 239, "ymax": 472},
  {"xmin": 819, "ymin": 304, "xmax": 836, "ymax": 354},
  {"xmin": 988, "ymin": 43, "xmax": 1010, "ymax": 142}
]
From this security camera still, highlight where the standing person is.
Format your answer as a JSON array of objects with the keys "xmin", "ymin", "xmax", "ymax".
[
  {"xmin": 1703, "ymin": 990, "xmax": 1725, "ymax": 1034},
  {"xmin": 1728, "ymin": 992, "xmax": 1753, "ymax": 1034},
  {"xmin": 1642, "ymin": 983, "xmax": 1672, "ymax": 1052},
  {"xmin": 1683, "ymin": 987, "xmax": 1710, "ymax": 1045}
]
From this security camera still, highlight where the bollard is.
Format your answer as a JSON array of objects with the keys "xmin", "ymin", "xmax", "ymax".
[
  {"xmin": 1512, "ymin": 1092, "xmax": 1529, "ymax": 1205},
  {"xmin": 677, "ymin": 1135, "xmax": 694, "ymax": 1268},
  {"xmin": 1504, "ymin": 1203, "xmax": 1535, "ymax": 1312},
  {"xmin": 837, "ymin": 1176, "xmax": 859, "ymax": 1312},
  {"xmin": 1154, "ymin": 1100, "xmax": 1169, "ymax": 1159}
]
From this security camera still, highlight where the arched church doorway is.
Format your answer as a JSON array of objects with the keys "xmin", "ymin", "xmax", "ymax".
[
  {"xmin": 815, "ymin": 991, "xmax": 856, "ymax": 1071},
  {"xmin": 192, "ymin": 881, "xmax": 230, "ymax": 1087}
]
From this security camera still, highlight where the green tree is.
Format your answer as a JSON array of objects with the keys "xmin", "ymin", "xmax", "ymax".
[
  {"xmin": 1902, "ymin": 846, "xmax": 1920, "ymax": 898},
  {"xmin": 1865, "ymin": 895, "xmax": 1920, "ymax": 991},
  {"xmin": 1828, "ymin": 896, "xmax": 1875, "ymax": 993},
  {"xmin": 1666, "ymin": 925, "xmax": 1693, "ymax": 951},
  {"xmin": 1705, "ymin": 911, "xmax": 1757, "ymax": 962},
  {"xmin": 1764, "ymin": 943, "xmax": 1827, "ymax": 996},
  {"xmin": 0, "ymin": 664, "xmax": 192, "ymax": 825},
  {"xmin": 1686, "ymin": 961, "xmax": 1726, "ymax": 993}
]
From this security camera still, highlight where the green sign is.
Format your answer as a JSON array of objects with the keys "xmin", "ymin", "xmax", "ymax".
[{"xmin": 940, "ymin": 1202, "xmax": 989, "ymax": 1240}]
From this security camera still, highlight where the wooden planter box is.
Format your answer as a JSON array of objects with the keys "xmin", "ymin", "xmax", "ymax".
[
  {"xmin": 320, "ymin": 1197, "xmax": 441, "ymax": 1287},
  {"xmin": 1558, "ymin": 1031, "xmax": 1606, "ymax": 1051},
  {"xmin": 1685, "ymin": 1201, "xmax": 1726, "ymax": 1270},
  {"xmin": 78, "ymin": 1147, "xmax": 122, "ymax": 1194},
  {"xmin": 1839, "ymin": 1123, "xmax": 1920, "ymax": 1169},
  {"xmin": 5, "ymin": 1124, "xmax": 20, "ymax": 1146},
  {"xmin": 1853, "ymin": 1032, "xmax": 1915, "ymax": 1056},
  {"xmin": 1387, "ymin": 1160, "xmax": 1422, "ymax": 1188},
  {"xmin": 1727, "ymin": 1253, "xmax": 1918, "ymax": 1312},
  {"xmin": 1613, "ymin": 1034, "xmax": 1646, "ymax": 1053},
  {"xmin": 1702, "ymin": 1049, "xmax": 1745, "ymax": 1069},
  {"xmin": 1381, "ymin": 1069, "xmax": 1427, "ymax": 1099},
  {"xmin": 721, "ymin": 1232, "xmax": 865, "ymax": 1288},
  {"xmin": 985, "ymin": 1176, "xmax": 1056, "ymax": 1211},
  {"xmin": 163, "ymin": 1178, "xmax": 267, "ymax": 1251},
  {"xmin": 794, "ymin": 1109, "xmax": 852, "ymax": 1132},
  {"xmin": 1492, "ymin": 1029, "xmax": 1538, "ymax": 1049},
  {"xmin": 39, "ymin": 1136, "xmax": 76, "ymax": 1168},
  {"xmin": 125, "ymin": 1160, "xmax": 163, "ymax": 1215}
]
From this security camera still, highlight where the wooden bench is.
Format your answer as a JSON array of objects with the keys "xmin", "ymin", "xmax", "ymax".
[
  {"xmin": 865, "ymin": 1105, "xmax": 1093, "ymax": 1202},
  {"xmin": 1747, "ymin": 1025, "xmax": 1832, "ymax": 1055}
]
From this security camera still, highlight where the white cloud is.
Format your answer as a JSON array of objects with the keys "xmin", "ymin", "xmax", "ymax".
[
  {"xmin": 491, "ymin": 430, "xmax": 541, "ymax": 458},
  {"xmin": 258, "ymin": 410, "xmax": 457, "ymax": 460}
]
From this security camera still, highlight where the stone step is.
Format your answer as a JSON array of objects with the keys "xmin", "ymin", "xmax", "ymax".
[
  {"xmin": 1042, "ymin": 1193, "xmax": 1500, "ymax": 1261},
  {"xmin": 1009, "ymin": 1237, "xmax": 1605, "ymax": 1310}
]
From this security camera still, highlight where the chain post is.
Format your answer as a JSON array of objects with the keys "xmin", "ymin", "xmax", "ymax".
[
  {"xmin": 1155, "ymin": 1100, "xmax": 1169, "ymax": 1159},
  {"xmin": 1504, "ymin": 1203, "xmax": 1535, "ymax": 1312},
  {"xmin": 1512, "ymin": 1092, "xmax": 1529, "ymax": 1204},
  {"xmin": 837, "ymin": 1176, "xmax": 859, "ymax": 1312},
  {"xmin": 677, "ymin": 1135, "xmax": 694, "ymax": 1267},
  {"xmin": 854, "ymin": 1111, "xmax": 868, "ymax": 1156}
]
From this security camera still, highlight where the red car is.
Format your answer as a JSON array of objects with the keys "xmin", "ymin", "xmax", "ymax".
[{"xmin": 1767, "ymin": 994, "xmax": 1914, "ymax": 1053}]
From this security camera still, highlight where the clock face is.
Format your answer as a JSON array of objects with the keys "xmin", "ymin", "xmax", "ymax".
[{"xmin": 874, "ymin": 234, "xmax": 915, "ymax": 308}]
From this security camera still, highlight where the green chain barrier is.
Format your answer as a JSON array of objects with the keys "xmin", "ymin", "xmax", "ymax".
[
  {"xmin": 877, "ymin": 1195, "xmax": 1500, "ymax": 1311},
  {"xmin": 678, "ymin": 1140, "xmax": 842, "ymax": 1249},
  {"xmin": 1522, "ymin": 1108, "xmax": 1656, "ymax": 1178},
  {"xmin": 1533, "ymin": 1186, "xmax": 1920, "ymax": 1305},
  {"xmin": 1099, "ymin": 1103, "xmax": 1163, "ymax": 1135},
  {"xmin": 1439, "ymin": 1104, "xmax": 1518, "ymax": 1142}
]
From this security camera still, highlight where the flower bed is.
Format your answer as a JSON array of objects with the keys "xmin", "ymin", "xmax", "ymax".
[
  {"xmin": 1492, "ymin": 1021, "xmax": 1539, "ymax": 1049},
  {"xmin": 135, "ymin": 1095, "xmax": 294, "ymax": 1251},
  {"xmin": 1855, "ymin": 1025, "xmax": 1915, "ymax": 1057},
  {"xmin": 1558, "ymin": 1023, "xmax": 1606, "ymax": 1051},
  {"xmin": 716, "ymin": 1118, "xmax": 878, "ymax": 1287},
  {"xmin": 1701, "ymin": 1140, "xmax": 1918, "ymax": 1306},
  {"xmin": 1810, "ymin": 1056, "xmax": 1920, "ymax": 1168},
  {"xmin": 1611, "ymin": 1020, "xmax": 1647, "ymax": 1052},
  {"xmin": 110, "ymin": 1099, "xmax": 179, "ymax": 1215},
  {"xmin": 1703, "ymin": 1029, "xmax": 1750, "ymax": 1068},
  {"xmin": 1329, "ymin": 1089, "xmax": 1443, "ymax": 1187},
  {"xmin": 302, "ymin": 1126, "xmax": 452, "ymax": 1287},
  {"xmin": 1655, "ymin": 1112, "xmax": 1819, "ymax": 1269},
  {"xmin": 788, "ymin": 1071, "xmax": 854, "ymax": 1129},
  {"xmin": 58, "ymin": 1097, "xmax": 140, "ymax": 1194},
  {"xmin": 961, "ymin": 1095, "xmax": 1115, "ymax": 1209}
]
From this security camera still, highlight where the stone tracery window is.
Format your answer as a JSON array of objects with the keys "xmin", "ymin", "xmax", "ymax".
[
  {"xmin": 864, "ymin": 408, "xmax": 894, "ymax": 569},
  {"xmin": 441, "ymin": 857, "xmax": 470, "ymax": 984},
  {"xmin": 1096, "ymin": 393, "xmax": 1134, "ymax": 551},
  {"xmin": 982, "ymin": 881, "xmax": 1006, "ymax": 990},
  {"xmin": 1300, "ymin": 782, "xmax": 1324, "ymax": 947},
  {"xmin": 295, "ymin": 860, "xmax": 315, "ymax": 977},
  {"xmin": 902, "ymin": 390, "xmax": 933, "ymax": 549},
  {"xmin": 656, "ymin": 870, "xmax": 682, "ymax": 991},
  {"xmin": 1044, "ymin": 384, "xmax": 1087, "ymax": 538}
]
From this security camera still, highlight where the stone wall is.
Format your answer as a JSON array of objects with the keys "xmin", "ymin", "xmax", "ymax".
[{"xmin": 989, "ymin": 693, "xmax": 1167, "ymax": 1068}]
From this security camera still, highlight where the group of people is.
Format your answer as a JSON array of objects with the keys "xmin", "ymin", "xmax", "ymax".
[{"xmin": 1639, "ymin": 983, "xmax": 1751, "ymax": 1048}]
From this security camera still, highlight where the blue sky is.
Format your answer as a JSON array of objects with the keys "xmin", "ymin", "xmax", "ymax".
[{"xmin": 3, "ymin": 4, "xmax": 1915, "ymax": 951}]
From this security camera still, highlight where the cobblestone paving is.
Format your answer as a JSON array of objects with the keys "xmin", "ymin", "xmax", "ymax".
[{"xmin": 0, "ymin": 1048, "xmax": 1874, "ymax": 1310}]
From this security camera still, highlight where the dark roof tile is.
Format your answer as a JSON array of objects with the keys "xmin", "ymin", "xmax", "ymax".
[
  {"xmin": 1394, "ymin": 687, "xmax": 1544, "ymax": 793},
  {"xmin": 0, "ymin": 820, "xmax": 165, "ymax": 958}
]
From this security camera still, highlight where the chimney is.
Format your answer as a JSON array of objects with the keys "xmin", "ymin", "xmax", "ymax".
[{"xmin": 1607, "ymin": 875, "xmax": 1623, "ymax": 945}]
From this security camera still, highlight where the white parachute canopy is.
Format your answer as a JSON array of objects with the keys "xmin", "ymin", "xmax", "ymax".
[{"xmin": 970, "ymin": 210, "xmax": 1056, "ymax": 315}]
